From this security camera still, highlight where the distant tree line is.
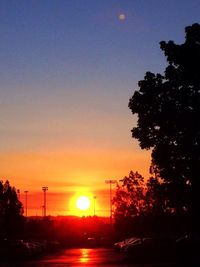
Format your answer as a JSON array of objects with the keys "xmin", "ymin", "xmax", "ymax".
[{"xmin": 20, "ymin": 215, "xmax": 113, "ymax": 247}]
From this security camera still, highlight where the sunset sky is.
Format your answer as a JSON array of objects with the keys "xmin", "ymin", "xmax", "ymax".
[{"xmin": 1, "ymin": 0, "xmax": 200, "ymax": 216}]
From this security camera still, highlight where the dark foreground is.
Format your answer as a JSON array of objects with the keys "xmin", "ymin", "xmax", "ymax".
[{"xmin": 0, "ymin": 248, "xmax": 178, "ymax": 267}]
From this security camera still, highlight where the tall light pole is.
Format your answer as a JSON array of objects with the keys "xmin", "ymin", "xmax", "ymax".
[
  {"xmin": 93, "ymin": 196, "xmax": 97, "ymax": 216},
  {"xmin": 24, "ymin": 190, "xmax": 28, "ymax": 217},
  {"xmin": 105, "ymin": 180, "xmax": 117, "ymax": 224},
  {"xmin": 42, "ymin": 186, "xmax": 48, "ymax": 217}
]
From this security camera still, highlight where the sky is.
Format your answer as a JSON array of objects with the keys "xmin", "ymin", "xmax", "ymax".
[{"xmin": 0, "ymin": 0, "xmax": 200, "ymax": 216}]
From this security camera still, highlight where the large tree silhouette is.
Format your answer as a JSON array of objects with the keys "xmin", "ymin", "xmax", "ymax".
[{"xmin": 129, "ymin": 23, "xmax": 200, "ymax": 225}]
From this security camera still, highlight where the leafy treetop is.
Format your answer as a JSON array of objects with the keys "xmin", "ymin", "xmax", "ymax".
[{"xmin": 129, "ymin": 23, "xmax": 200, "ymax": 218}]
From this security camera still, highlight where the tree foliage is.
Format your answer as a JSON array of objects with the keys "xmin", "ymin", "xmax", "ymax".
[
  {"xmin": 0, "ymin": 180, "xmax": 24, "ymax": 237},
  {"xmin": 113, "ymin": 171, "xmax": 190, "ymax": 236},
  {"xmin": 113, "ymin": 171, "xmax": 146, "ymax": 219},
  {"xmin": 113, "ymin": 170, "xmax": 170, "ymax": 219},
  {"xmin": 129, "ymin": 23, "xmax": 200, "ymax": 219}
]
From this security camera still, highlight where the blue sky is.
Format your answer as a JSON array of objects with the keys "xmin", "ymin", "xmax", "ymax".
[
  {"xmin": 2, "ymin": 0, "xmax": 199, "ymax": 91},
  {"xmin": 0, "ymin": 0, "xmax": 200, "ymax": 215}
]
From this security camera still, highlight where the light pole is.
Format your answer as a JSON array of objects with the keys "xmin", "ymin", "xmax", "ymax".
[
  {"xmin": 93, "ymin": 196, "xmax": 97, "ymax": 216},
  {"xmin": 105, "ymin": 180, "xmax": 117, "ymax": 224},
  {"xmin": 42, "ymin": 186, "xmax": 48, "ymax": 217},
  {"xmin": 24, "ymin": 190, "xmax": 28, "ymax": 217}
]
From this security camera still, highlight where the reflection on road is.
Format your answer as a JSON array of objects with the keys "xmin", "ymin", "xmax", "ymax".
[
  {"xmin": 1, "ymin": 248, "xmax": 135, "ymax": 267},
  {"xmin": 79, "ymin": 248, "xmax": 89, "ymax": 263},
  {"xmin": 34, "ymin": 248, "xmax": 126, "ymax": 266},
  {"xmin": 42, "ymin": 248, "xmax": 124, "ymax": 266}
]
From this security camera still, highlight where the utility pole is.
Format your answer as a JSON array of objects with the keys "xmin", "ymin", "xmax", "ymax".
[
  {"xmin": 42, "ymin": 186, "xmax": 48, "ymax": 217},
  {"xmin": 105, "ymin": 180, "xmax": 117, "ymax": 224},
  {"xmin": 24, "ymin": 190, "xmax": 28, "ymax": 217}
]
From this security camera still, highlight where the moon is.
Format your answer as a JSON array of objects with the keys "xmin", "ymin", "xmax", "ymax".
[
  {"xmin": 119, "ymin": 14, "xmax": 126, "ymax": 21},
  {"xmin": 76, "ymin": 196, "xmax": 90, "ymax": 210}
]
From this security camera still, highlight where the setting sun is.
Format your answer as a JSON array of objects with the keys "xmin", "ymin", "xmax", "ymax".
[{"xmin": 76, "ymin": 196, "xmax": 90, "ymax": 210}]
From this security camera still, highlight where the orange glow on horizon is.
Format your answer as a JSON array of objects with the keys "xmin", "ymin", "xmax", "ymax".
[{"xmin": 1, "ymin": 148, "xmax": 151, "ymax": 216}]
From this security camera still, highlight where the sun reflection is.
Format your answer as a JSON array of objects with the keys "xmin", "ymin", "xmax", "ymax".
[{"xmin": 79, "ymin": 248, "xmax": 89, "ymax": 263}]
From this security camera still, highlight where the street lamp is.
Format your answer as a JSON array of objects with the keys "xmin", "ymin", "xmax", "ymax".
[
  {"xmin": 42, "ymin": 186, "xmax": 48, "ymax": 217},
  {"xmin": 105, "ymin": 180, "xmax": 117, "ymax": 224},
  {"xmin": 24, "ymin": 190, "xmax": 28, "ymax": 217}
]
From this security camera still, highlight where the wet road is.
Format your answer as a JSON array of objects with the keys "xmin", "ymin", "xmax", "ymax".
[{"xmin": 1, "ymin": 248, "xmax": 175, "ymax": 267}]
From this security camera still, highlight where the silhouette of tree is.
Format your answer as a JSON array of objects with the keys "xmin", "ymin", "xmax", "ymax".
[
  {"xmin": 113, "ymin": 171, "xmax": 146, "ymax": 220},
  {"xmin": 0, "ymin": 180, "xmax": 24, "ymax": 238},
  {"xmin": 129, "ymin": 24, "xmax": 200, "ymax": 224}
]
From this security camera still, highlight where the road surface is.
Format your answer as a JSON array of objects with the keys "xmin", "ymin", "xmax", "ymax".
[{"xmin": 1, "ymin": 248, "xmax": 176, "ymax": 267}]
